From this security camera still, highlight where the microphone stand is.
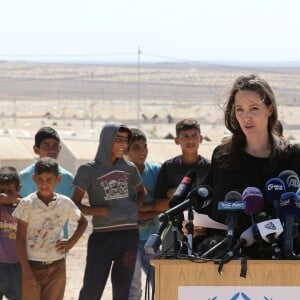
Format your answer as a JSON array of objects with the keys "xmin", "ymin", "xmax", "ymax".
[
  {"xmin": 170, "ymin": 213, "xmax": 186, "ymax": 258},
  {"xmin": 171, "ymin": 218, "xmax": 180, "ymax": 257},
  {"xmin": 186, "ymin": 208, "xmax": 194, "ymax": 256}
]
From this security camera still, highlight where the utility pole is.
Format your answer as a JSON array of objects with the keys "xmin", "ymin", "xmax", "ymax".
[
  {"xmin": 137, "ymin": 46, "xmax": 141, "ymax": 129},
  {"xmin": 13, "ymin": 99, "xmax": 16, "ymax": 128}
]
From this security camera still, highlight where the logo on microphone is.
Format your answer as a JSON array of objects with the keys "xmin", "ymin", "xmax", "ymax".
[
  {"xmin": 286, "ymin": 175, "xmax": 300, "ymax": 190},
  {"xmin": 267, "ymin": 183, "xmax": 284, "ymax": 191},
  {"xmin": 200, "ymin": 199, "xmax": 211, "ymax": 209},
  {"xmin": 264, "ymin": 221, "xmax": 276, "ymax": 231},
  {"xmin": 218, "ymin": 201, "xmax": 246, "ymax": 211}
]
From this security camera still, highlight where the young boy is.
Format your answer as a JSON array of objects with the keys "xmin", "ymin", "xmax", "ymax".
[
  {"xmin": 154, "ymin": 118, "xmax": 211, "ymax": 253},
  {"xmin": 0, "ymin": 166, "xmax": 22, "ymax": 300},
  {"xmin": 126, "ymin": 128, "xmax": 163, "ymax": 300},
  {"xmin": 19, "ymin": 126, "xmax": 74, "ymax": 238},
  {"xmin": 13, "ymin": 157, "xmax": 87, "ymax": 300},
  {"xmin": 72, "ymin": 122, "xmax": 146, "ymax": 300}
]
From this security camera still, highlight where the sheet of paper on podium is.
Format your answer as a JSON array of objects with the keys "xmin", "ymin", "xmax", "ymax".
[{"xmin": 183, "ymin": 210, "xmax": 227, "ymax": 230}]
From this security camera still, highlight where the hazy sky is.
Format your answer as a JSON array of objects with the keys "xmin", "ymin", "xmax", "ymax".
[{"xmin": 1, "ymin": 0, "xmax": 300, "ymax": 63}]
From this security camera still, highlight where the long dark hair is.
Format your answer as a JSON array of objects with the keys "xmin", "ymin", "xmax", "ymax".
[{"xmin": 215, "ymin": 74, "xmax": 288, "ymax": 170}]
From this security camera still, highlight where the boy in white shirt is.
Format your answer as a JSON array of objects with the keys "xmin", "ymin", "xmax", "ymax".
[{"xmin": 13, "ymin": 157, "xmax": 87, "ymax": 300}]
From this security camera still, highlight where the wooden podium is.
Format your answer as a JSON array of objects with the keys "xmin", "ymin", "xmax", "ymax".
[{"xmin": 151, "ymin": 259, "xmax": 300, "ymax": 300}]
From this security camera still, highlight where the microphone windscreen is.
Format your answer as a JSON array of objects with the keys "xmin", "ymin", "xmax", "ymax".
[
  {"xmin": 278, "ymin": 192, "xmax": 300, "ymax": 217},
  {"xmin": 242, "ymin": 187, "xmax": 264, "ymax": 214},
  {"xmin": 225, "ymin": 191, "xmax": 242, "ymax": 201},
  {"xmin": 278, "ymin": 170, "xmax": 300, "ymax": 192},
  {"xmin": 265, "ymin": 178, "xmax": 286, "ymax": 203}
]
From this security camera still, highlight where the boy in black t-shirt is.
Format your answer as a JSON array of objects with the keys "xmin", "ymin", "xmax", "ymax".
[{"xmin": 154, "ymin": 118, "xmax": 210, "ymax": 254}]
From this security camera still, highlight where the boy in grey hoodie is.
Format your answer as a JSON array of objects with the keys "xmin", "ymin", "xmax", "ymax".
[{"xmin": 72, "ymin": 122, "xmax": 146, "ymax": 300}]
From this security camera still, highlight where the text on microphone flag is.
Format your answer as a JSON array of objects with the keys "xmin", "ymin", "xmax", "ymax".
[{"xmin": 218, "ymin": 200, "xmax": 246, "ymax": 211}]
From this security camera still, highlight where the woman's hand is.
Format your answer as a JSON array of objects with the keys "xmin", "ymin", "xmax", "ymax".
[{"xmin": 182, "ymin": 220, "xmax": 207, "ymax": 237}]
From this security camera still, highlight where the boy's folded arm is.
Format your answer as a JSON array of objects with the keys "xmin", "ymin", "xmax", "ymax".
[
  {"xmin": 72, "ymin": 187, "xmax": 108, "ymax": 216},
  {"xmin": 76, "ymin": 204, "xmax": 108, "ymax": 216}
]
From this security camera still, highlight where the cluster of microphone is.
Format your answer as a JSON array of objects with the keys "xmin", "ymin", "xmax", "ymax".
[
  {"xmin": 266, "ymin": 170, "xmax": 300, "ymax": 259},
  {"xmin": 144, "ymin": 169, "xmax": 300, "ymax": 263},
  {"xmin": 144, "ymin": 170, "xmax": 214, "ymax": 255}
]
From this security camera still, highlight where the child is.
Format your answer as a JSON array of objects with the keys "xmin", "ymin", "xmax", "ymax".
[
  {"xmin": 72, "ymin": 122, "xmax": 146, "ymax": 300},
  {"xmin": 154, "ymin": 118, "xmax": 211, "ymax": 253},
  {"xmin": 126, "ymin": 128, "xmax": 163, "ymax": 300},
  {"xmin": 13, "ymin": 157, "xmax": 87, "ymax": 300},
  {"xmin": 0, "ymin": 166, "xmax": 22, "ymax": 300},
  {"xmin": 19, "ymin": 126, "xmax": 74, "ymax": 239}
]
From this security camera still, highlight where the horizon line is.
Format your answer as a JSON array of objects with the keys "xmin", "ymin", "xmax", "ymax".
[{"xmin": 1, "ymin": 58, "xmax": 300, "ymax": 68}]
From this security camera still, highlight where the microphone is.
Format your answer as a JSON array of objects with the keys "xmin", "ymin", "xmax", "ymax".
[
  {"xmin": 169, "ymin": 170, "xmax": 197, "ymax": 208},
  {"xmin": 158, "ymin": 185, "xmax": 213, "ymax": 223},
  {"xmin": 265, "ymin": 178, "xmax": 286, "ymax": 218},
  {"xmin": 278, "ymin": 170, "xmax": 300, "ymax": 192},
  {"xmin": 256, "ymin": 218, "xmax": 283, "ymax": 259},
  {"xmin": 278, "ymin": 171, "xmax": 300, "ymax": 258},
  {"xmin": 220, "ymin": 225, "xmax": 256, "ymax": 264},
  {"xmin": 240, "ymin": 187, "xmax": 267, "ymax": 256},
  {"xmin": 218, "ymin": 191, "xmax": 245, "ymax": 238},
  {"xmin": 144, "ymin": 221, "xmax": 169, "ymax": 255},
  {"xmin": 242, "ymin": 187, "xmax": 264, "ymax": 223},
  {"xmin": 279, "ymin": 191, "xmax": 300, "ymax": 258},
  {"xmin": 188, "ymin": 185, "xmax": 214, "ymax": 215},
  {"xmin": 221, "ymin": 217, "xmax": 284, "ymax": 263}
]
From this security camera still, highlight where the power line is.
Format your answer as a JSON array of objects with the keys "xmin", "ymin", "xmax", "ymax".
[
  {"xmin": 141, "ymin": 51, "xmax": 200, "ymax": 63},
  {"xmin": 0, "ymin": 49, "xmax": 209, "ymax": 64}
]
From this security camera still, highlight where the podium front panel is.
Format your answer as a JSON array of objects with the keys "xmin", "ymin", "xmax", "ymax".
[{"xmin": 151, "ymin": 259, "xmax": 300, "ymax": 300}]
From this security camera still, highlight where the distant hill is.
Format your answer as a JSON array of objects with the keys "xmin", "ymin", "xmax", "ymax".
[{"xmin": 0, "ymin": 61, "xmax": 299, "ymax": 105}]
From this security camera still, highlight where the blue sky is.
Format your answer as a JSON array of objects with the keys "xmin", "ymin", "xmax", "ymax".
[{"xmin": 1, "ymin": 0, "xmax": 300, "ymax": 63}]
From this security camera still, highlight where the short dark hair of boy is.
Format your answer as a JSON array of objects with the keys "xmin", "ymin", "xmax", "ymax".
[
  {"xmin": 118, "ymin": 125, "xmax": 133, "ymax": 141},
  {"xmin": 175, "ymin": 119, "xmax": 201, "ymax": 137},
  {"xmin": 0, "ymin": 166, "xmax": 20, "ymax": 187},
  {"xmin": 34, "ymin": 157, "xmax": 59, "ymax": 176},
  {"xmin": 129, "ymin": 128, "xmax": 147, "ymax": 147},
  {"xmin": 35, "ymin": 127, "xmax": 60, "ymax": 147}
]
